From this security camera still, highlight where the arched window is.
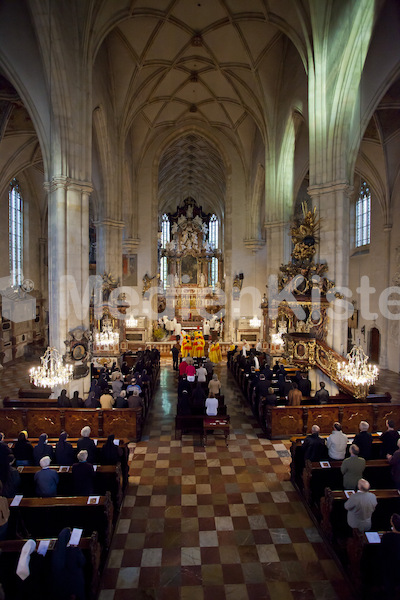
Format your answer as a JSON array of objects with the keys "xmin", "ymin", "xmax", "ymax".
[
  {"xmin": 209, "ymin": 214, "xmax": 218, "ymax": 249},
  {"xmin": 160, "ymin": 214, "xmax": 170, "ymax": 287},
  {"xmin": 355, "ymin": 181, "xmax": 371, "ymax": 247},
  {"xmin": 9, "ymin": 179, "xmax": 23, "ymax": 287},
  {"xmin": 209, "ymin": 215, "xmax": 219, "ymax": 287}
]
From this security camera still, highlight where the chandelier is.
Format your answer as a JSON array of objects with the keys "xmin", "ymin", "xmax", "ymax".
[
  {"xmin": 95, "ymin": 318, "xmax": 119, "ymax": 348},
  {"xmin": 29, "ymin": 347, "xmax": 73, "ymax": 388},
  {"xmin": 250, "ymin": 315, "xmax": 261, "ymax": 328},
  {"xmin": 337, "ymin": 344, "xmax": 379, "ymax": 387},
  {"xmin": 126, "ymin": 315, "xmax": 138, "ymax": 328}
]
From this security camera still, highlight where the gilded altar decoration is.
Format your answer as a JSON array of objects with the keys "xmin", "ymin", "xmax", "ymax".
[{"xmin": 278, "ymin": 203, "xmax": 334, "ymax": 295}]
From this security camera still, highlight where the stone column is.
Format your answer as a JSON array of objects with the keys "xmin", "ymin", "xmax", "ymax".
[
  {"xmin": 308, "ymin": 181, "xmax": 353, "ymax": 353},
  {"xmin": 265, "ymin": 221, "xmax": 291, "ymax": 276},
  {"xmin": 95, "ymin": 218, "xmax": 125, "ymax": 282},
  {"xmin": 46, "ymin": 177, "xmax": 92, "ymax": 395},
  {"xmin": 380, "ymin": 225, "xmax": 392, "ymax": 369}
]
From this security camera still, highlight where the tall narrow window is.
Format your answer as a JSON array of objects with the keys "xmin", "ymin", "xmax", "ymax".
[
  {"xmin": 209, "ymin": 215, "xmax": 219, "ymax": 287},
  {"xmin": 160, "ymin": 214, "xmax": 170, "ymax": 288},
  {"xmin": 209, "ymin": 214, "xmax": 218, "ymax": 249},
  {"xmin": 355, "ymin": 181, "xmax": 371, "ymax": 247},
  {"xmin": 9, "ymin": 179, "xmax": 23, "ymax": 287}
]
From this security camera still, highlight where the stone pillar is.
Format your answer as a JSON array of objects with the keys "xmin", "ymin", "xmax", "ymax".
[
  {"xmin": 380, "ymin": 225, "xmax": 392, "ymax": 369},
  {"xmin": 95, "ymin": 219, "xmax": 125, "ymax": 282},
  {"xmin": 46, "ymin": 177, "xmax": 92, "ymax": 396},
  {"xmin": 308, "ymin": 181, "xmax": 353, "ymax": 353},
  {"xmin": 265, "ymin": 221, "xmax": 291, "ymax": 276}
]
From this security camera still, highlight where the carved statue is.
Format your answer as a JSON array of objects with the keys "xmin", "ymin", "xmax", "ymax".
[{"xmin": 142, "ymin": 273, "xmax": 156, "ymax": 296}]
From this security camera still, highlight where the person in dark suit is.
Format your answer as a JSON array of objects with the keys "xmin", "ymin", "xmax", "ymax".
[
  {"xmin": 314, "ymin": 382, "xmax": 329, "ymax": 404},
  {"xmin": 380, "ymin": 419, "xmax": 400, "ymax": 457},
  {"xmin": 72, "ymin": 450, "xmax": 95, "ymax": 496},
  {"xmin": 354, "ymin": 421, "xmax": 373, "ymax": 460},
  {"xmin": 380, "ymin": 513, "xmax": 400, "ymax": 596},
  {"xmin": 298, "ymin": 374, "xmax": 312, "ymax": 397},
  {"xmin": 302, "ymin": 425, "xmax": 327, "ymax": 462},
  {"xmin": 57, "ymin": 389, "xmax": 71, "ymax": 408}
]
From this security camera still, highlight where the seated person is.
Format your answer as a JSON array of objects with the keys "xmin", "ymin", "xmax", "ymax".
[
  {"xmin": 127, "ymin": 390, "xmax": 144, "ymax": 409},
  {"xmin": 100, "ymin": 388, "xmax": 115, "ymax": 409},
  {"xmin": 191, "ymin": 383, "xmax": 206, "ymax": 415},
  {"xmin": 77, "ymin": 426, "xmax": 97, "ymax": 465},
  {"xmin": 115, "ymin": 390, "xmax": 129, "ymax": 408},
  {"xmin": 55, "ymin": 431, "xmax": 75, "ymax": 466},
  {"xmin": 70, "ymin": 390, "xmax": 83, "ymax": 408},
  {"xmin": 57, "ymin": 389, "xmax": 71, "ymax": 408},
  {"xmin": 33, "ymin": 433, "xmax": 54, "ymax": 466},
  {"xmin": 72, "ymin": 450, "xmax": 95, "ymax": 496},
  {"xmin": 13, "ymin": 431, "xmax": 34, "ymax": 467},
  {"xmin": 34, "ymin": 456, "xmax": 59, "ymax": 497}
]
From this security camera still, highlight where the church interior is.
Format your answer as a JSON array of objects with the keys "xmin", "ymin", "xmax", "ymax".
[{"xmin": 0, "ymin": 0, "xmax": 400, "ymax": 598}]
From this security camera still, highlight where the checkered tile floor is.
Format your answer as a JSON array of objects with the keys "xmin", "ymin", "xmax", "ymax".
[{"xmin": 98, "ymin": 363, "xmax": 353, "ymax": 600}]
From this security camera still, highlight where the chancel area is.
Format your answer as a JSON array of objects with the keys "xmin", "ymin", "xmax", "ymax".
[{"xmin": 0, "ymin": 1, "xmax": 400, "ymax": 599}]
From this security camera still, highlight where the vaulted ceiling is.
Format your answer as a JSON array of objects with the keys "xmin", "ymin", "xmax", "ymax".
[{"xmin": 95, "ymin": 0, "xmax": 302, "ymax": 214}]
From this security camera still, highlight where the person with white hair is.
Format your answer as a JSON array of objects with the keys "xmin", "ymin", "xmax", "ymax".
[
  {"xmin": 354, "ymin": 421, "xmax": 373, "ymax": 460},
  {"xmin": 34, "ymin": 456, "xmax": 59, "ymax": 497},
  {"xmin": 77, "ymin": 426, "xmax": 97, "ymax": 464},
  {"xmin": 344, "ymin": 478, "xmax": 377, "ymax": 532}
]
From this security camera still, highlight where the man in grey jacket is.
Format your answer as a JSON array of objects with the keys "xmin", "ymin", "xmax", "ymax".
[{"xmin": 344, "ymin": 478, "xmax": 377, "ymax": 532}]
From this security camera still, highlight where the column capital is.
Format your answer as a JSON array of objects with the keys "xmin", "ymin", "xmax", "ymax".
[
  {"xmin": 307, "ymin": 181, "xmax": 353, "ymax": 198},
  {"xmin": 123, "ymin": 238, "xmax": 140, "ymax": 253},
  {"xmin": 264, "ymin": 220, "xmax": 287, "ymax": 230},
  {"xmin": 94, "ymin": 218, "xmax": 125, "ymax": 230},
  {"xmin": 44, "ymin": 177, "xmax": 93, "ymax": 194}
]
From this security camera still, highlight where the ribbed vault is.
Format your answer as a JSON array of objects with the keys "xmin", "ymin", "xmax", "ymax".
[{"xmin": 158, "ymin": 133, "xmax": 226, "ymax": 216}]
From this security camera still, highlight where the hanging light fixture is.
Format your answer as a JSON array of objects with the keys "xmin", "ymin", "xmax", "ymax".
[
  {"xmin": 126, "ymin": 315, "xmax": 138, "ymax": 328},
  {"xmin": 94, "ymin": 317, "xmax": 119, "ymax": 348},
  {"xmin": 29, "ymin": 347, "xmax": 73, "ymax": 388},
  {"xmin": 337, "ymin": 344, "xmax": 378, "ymax": 387},
  {"xmin": 250, "ymin": 315, "xmax": 261, "ymax": 328}
]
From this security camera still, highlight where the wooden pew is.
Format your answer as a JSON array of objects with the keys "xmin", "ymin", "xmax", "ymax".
[
  {"xmin": 0, "ymin": 408, "xmax": 143, "ymax": 441},
  {"xmin": 320, "ymin": 488, "xmax": 399, "ymax": 542},
  {"xmin": 7, "ymin": 493, "xmax": 113, "ymax": 549},
  {"xmin": 264, "ymin": 403, "xmax": 400, "ymax": 440},
  {"xmin": 18, "ymin": 388, "xmax": 51, "ymax": 398},
  {"xmin": 290, "ymin": 434, "xmax": 386, "ymax": 490},
  {"xmin": 302, "ymin": 459, "xmax": 393, "ymax": 506},
  {"xmin": 3, "ymin": 397, "xmax": 58, "ymax": 408},
  {"xmin": 175, "ymin": 414, "xmax": 230, "ymax": 442},
  {"xmin": 0, "ymin": 532, "xmax": 100, "ymax": 600},
  {"xmin": 14, "ymin": 464, "xmax": 123, "ymax": 509}
]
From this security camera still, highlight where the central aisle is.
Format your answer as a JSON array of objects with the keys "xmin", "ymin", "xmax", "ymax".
[{"xmin": 99, "ymin": 363, "xmax": 353, "ymax": 600}]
